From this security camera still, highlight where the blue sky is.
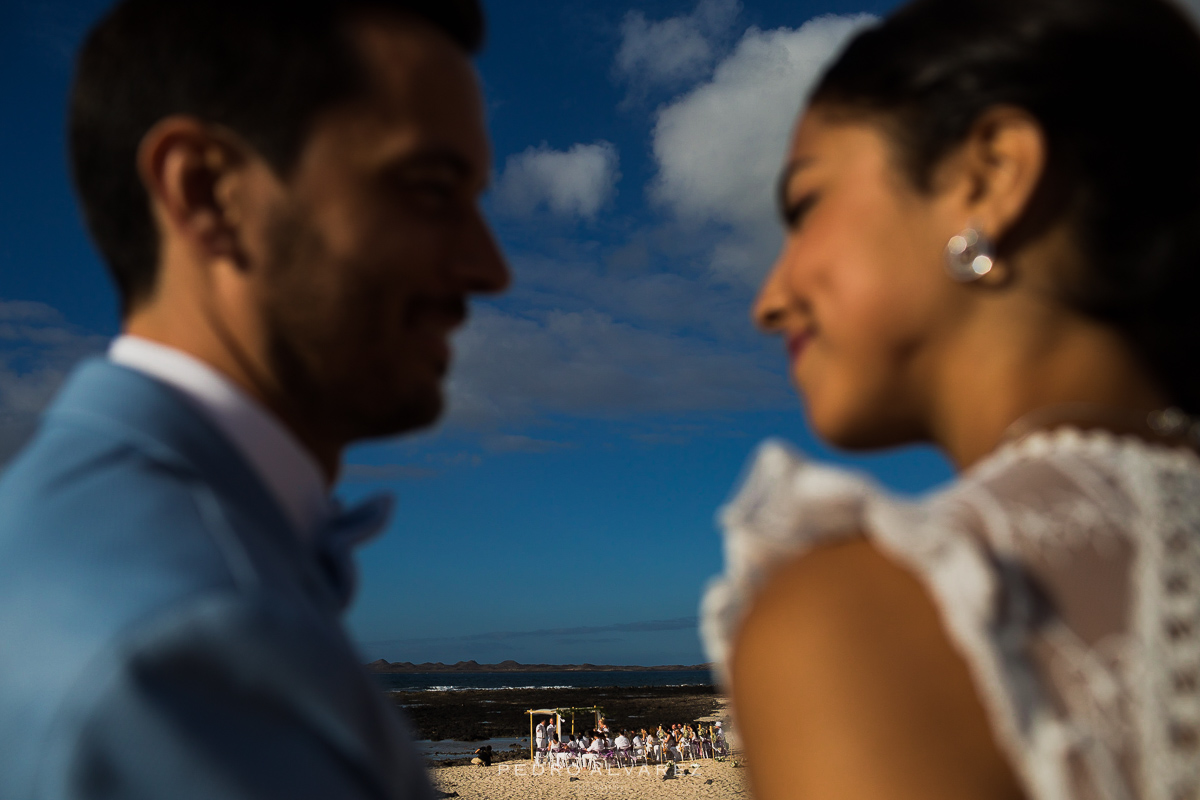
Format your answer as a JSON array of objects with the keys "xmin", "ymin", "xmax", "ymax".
[{"xmin": 1, "ymin": 0, "xmax": 964, "ymax": 666}]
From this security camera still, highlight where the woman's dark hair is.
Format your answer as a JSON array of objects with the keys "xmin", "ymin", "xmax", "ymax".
[
  {"xmin": 69, "ymin": 0, "xmax": 484, "ymax": 315},
  {"xmin": 810, "ymin": 0, "xmax": 1200, "ymax": 412}
]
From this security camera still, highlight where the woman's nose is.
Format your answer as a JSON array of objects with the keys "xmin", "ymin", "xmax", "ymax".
[{"xmin": 753, "ymin": 250, "xmax": 792, "ymax": 333}]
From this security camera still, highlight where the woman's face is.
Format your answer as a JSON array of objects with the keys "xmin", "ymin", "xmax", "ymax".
[{"xmin": 755, "ymin": 108, "xmax": 969, "ymax": 449}]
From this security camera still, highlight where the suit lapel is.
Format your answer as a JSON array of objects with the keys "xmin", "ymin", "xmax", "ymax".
[{"xmin": 44, "ymin": 358, "xmax": 343, "ymax": 613}]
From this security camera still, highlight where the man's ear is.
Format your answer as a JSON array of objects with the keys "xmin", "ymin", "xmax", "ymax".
[
  {"xmin": 956, "ymin": 105, "xmax": 1047, "ymax": 239},
  {"xmin": 136, "ymin": 116, "xmax": 253, "ymax": 268}
]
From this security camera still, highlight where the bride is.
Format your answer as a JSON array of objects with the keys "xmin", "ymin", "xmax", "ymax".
[{"xmin": 700, "ymin": 0, "xmax": 1200, "ymax": 798}]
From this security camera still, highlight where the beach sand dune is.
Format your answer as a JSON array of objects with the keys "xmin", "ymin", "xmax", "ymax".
[{"xmin": 431, "ymin": 759, "xmax": 748, "ymax": 800}]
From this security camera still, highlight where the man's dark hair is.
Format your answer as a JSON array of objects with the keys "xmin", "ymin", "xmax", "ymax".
[
  {"xmin": 808, "ymin": 0, "xmax": 1200, "ymax": 412},
  {"xmin": 69, "ymin": 0, "xmax": 484, "ymax": 314}
]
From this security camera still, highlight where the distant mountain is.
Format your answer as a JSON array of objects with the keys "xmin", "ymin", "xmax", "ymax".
[{"xmin": 364, "ymin": 659, "xmax": 710, "ymax": 673}]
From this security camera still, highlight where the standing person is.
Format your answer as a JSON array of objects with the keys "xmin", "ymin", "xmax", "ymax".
[
  {"xmin": 0, "ymin": 1, "xmax": 508, "ymax": 798},
  {"xmin": 701, "ymin": 0, "xmax": 1200, "ymax": 798},
  {"xmin": 687, "ymin": 725, "xmax": 701, "ymax": 759},
  {"xmin": 535, "ymin": 719, "xmax": 547, "ymax": 759}
]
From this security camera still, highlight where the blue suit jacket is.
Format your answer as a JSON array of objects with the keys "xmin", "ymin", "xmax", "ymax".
[{"xmin": 0, "ymin": 359, "xmax": 432, "ymax": 800}]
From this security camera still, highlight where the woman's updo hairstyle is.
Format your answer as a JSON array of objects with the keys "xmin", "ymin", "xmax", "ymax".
[{"xmin": 810, "ymin": 0, "xmax": 1200, "ymax": 412}]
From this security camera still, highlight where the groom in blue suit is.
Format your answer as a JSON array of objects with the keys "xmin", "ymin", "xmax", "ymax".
[{"xmin": 0, "ymin": 1, "xmax": 508, "ymax": 798}]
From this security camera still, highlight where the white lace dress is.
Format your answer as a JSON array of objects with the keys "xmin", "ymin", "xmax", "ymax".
[{"xmin": 700, "ymin": 429, "xmax": 1200, "ymax": 800}]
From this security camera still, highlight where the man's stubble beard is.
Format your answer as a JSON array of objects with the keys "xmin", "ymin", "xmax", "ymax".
[{"xmin": 259, "ymin": 202, "xmax": 445, "ymax": 446}]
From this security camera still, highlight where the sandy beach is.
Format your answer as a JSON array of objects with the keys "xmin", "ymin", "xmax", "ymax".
[
  {"xmin": 431, "ymin": 758, "xmax": 748, "ymax": 800},
  {"xmin": 386, "ymin": 677, "xmax": 743, "ymax": 796},
  {"xmin": 391, "ymin": 684, "xmax": 724, "ymax": 756}
]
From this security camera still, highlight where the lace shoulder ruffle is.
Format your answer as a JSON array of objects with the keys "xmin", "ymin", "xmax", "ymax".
[
  {"xmin": 700, "ymin": 431, "xmax": 1200, "ymax": 800},
  {"xmin": 699, "ymin": 440, "xmax": 873, "ymax": 689},
  {"xmin": 699, "ymin": 440, "xmax": 1059, "ymax": 797}
]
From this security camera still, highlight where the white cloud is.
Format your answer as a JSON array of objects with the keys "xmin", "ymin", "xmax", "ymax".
[
  {"xmin": 491, "ymin": 142, "xmax": 620, "ymax": 220},
  {"xmin": 443, "ymin": 303, "xmax": 789, "ymax": 430},
  {"xmin": 506, "ymin": 248, "xmax": 759, "ymax": 345},
  {"xmin": 650, "ymin": 14, "xmax": 875, "ymax": 284},
  {"xmin": 483, "ymin": 434, "xmax": 574, "ymax": 454},
  {"xmin": 341, "ymin": 463, "xmax": 440, "ymax": 482},
  {"xmin": 0, "ymin": 299, "xmax": 108, "ymax": 464},
  {"xmin": 0, "ymin": 300, "xmax": 65, "ymax": 324},
  {"xmin": 615, "ymin": 0, "xmax": 742, "ymax": 92}
]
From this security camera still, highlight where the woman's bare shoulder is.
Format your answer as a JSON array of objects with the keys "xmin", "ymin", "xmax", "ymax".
[{"xmin": 731, "ymin": 538, "xmax": 1025, "ymax": 800}]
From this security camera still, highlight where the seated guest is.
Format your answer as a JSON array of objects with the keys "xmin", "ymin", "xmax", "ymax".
[
  {"xmin": 471, "ymin": 746, "xmax": 493, "ymax": 767},
  {"xmin": 645, "ymin": 730, "xmax": 660, "ymax": 763},
  {"xmin": 667, "ymin": 732, "xmax": 683, "ymax": 762}
]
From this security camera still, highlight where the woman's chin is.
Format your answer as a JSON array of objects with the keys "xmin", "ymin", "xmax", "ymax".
[
  {"xmin": 805, "ymin": 405, "xmax": 864, "ymax": 450},
  {"xmin": 807, "ymin": 403, "xmax": 914, "ymax": 452}
]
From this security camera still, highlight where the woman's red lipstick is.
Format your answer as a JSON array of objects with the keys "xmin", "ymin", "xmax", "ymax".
[{"xmin": 786, "ymin": 331, "xmax": 812, "ymax": 363}]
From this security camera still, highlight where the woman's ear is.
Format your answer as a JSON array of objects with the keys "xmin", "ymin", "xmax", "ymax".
[{"xmin": 958, "ymin": 105, "xmax": 1048, "ymax": 239}]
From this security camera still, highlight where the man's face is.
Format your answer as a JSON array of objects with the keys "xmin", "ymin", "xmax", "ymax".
[{"xmin": 250, "ymin": 16, "xmax": 508, "ymax": 444}]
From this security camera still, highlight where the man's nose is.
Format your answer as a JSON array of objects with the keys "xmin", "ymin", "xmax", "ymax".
[{"xmin": 454, "ymin": 209, "xmax": 511, "ymax": 294}]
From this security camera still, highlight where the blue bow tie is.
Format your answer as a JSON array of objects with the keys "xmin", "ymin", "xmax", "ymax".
[{"xmin": 315, "ymin": 493, "xmax": 395, "ymax": 610}]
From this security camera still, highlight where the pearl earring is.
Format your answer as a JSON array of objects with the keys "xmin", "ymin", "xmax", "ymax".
[{"xmin": 944, "ymin": 225, "xmax": 996, "ymax": 282}]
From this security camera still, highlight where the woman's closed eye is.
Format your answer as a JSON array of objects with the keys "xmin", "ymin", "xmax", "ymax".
[{"xmin": 781, "ymin": 192, "xmax": 819, "ymax": 231}]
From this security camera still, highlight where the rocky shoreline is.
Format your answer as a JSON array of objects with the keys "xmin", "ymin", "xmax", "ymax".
[{"xmin": 389, "ymin": 684, "xmax": 724, "ymax": 767}]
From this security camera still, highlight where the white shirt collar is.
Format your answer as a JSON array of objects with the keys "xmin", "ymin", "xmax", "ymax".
[{"xmin": 108, "ymin": 335, "xmax": 330, "ymax": 541}]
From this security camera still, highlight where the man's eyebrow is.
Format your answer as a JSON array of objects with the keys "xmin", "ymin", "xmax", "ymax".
[
  {"xmin": 381, "ymin": 148, "xmax": 478, "ymax": 180},
  {"xmin": 377, "ymin": 148, "xmax": 495, "ymax": 194},
  {"xmin": 776, "ymin": 157, "xmax": 813, "ymax": 216}
]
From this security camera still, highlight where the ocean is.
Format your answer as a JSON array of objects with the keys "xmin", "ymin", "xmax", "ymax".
[
  {"xmin": 414, "ymin": 737, "xmax": 526, "ymax": 759},
  {"xmin": 372, "ymin": 669, "xmax": 714, "ymax": 693}
]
